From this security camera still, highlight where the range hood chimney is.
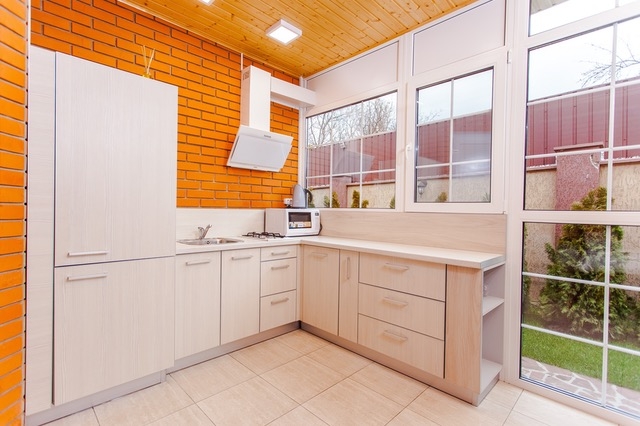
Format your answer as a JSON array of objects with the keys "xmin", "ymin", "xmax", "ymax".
[{"xmin": 227, "ymin": 66, "xmax": 315, "ymax": 172}]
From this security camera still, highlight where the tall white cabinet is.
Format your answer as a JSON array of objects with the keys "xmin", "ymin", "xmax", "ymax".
[{"xmin": 27, "ymin": 47, "xmax": 178, "ymax": 413}]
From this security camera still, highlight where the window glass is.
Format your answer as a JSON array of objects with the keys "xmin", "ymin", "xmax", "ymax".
[
  {"xmin": 529, "ymin": 0, "xmax": 614, "ymax": 35},
  {"xmin": 415, "ymin": 69, "xmax": 493, "ymax": 203},
  {"xmin": 528, "ymin": 28, "xmax": 613, "ymax": 101},
  {"xmin": 615, "ymin": 17, "xmax": 640, "ymax": 83},
  {"xmin": 305, "ymin": 93, "xmax": 397, "ymax": 209}
]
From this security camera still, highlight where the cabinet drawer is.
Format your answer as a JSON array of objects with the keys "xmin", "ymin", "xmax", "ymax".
[
  {"xmin": 260, "ymin": 290, "xmax": 297, "ymax": 332},
  {"xmin": 261, "ymin": 258, "xmax": 297, "ymax": 296},
  {"xmin": 358, "ymin": 315, "xmax": 444, "ymax": 378},
  {"xmin": 359, "ymin": 284, "xmax": 444, "ymax": 340},
  {"xmin": 359, "ymin": 253, "xmax": 445, "ymax": 301},
  {"xmin": 261, "ymin": 245, "xmax": 297, "ymax": 261}
]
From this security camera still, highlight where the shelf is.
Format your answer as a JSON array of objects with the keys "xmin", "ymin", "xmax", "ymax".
[
  {"xmin": 480, "ymin": 358, "xmax": 502, "ymax": 391},
  {"xmin": 482, "ymin": 296, "xmax": 504, "ymax": 316}
]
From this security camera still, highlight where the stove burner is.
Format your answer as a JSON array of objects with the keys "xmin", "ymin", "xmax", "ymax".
[{"xmin": 243, "ymin": 231, "xmax": 285, "ymax": 239}]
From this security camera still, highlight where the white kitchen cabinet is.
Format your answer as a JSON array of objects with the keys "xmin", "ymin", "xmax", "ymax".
[
  {"xmin": 301, "ymin": 246, "xmax": 340, "ymax": 334},
  {"xmin": 221, "ymin": 248, "xmax": 261, "ymax": 344},
  {"xmin": 338, "ymin": 250, "xmax": 358, "ymax": 342},
  {"xmin": 53, "ymin": 52, "xmax": 177, "ymax": 267},
  {"xmin": 175, "ymin": 252, "xmax": 221, "ymax": 360},
  {"xmin": 54, "ymin": 257, "xmax": 174, "ymax": 404},
  {"xmin": 260, "ymin": 246, "xmax": 298, "ymax": 332}
]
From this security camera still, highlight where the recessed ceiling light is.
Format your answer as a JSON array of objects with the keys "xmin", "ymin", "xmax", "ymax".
[
  {"xmin": 198, "ymin": 0, "xmax": 213, "ymax": 4},
  {"xmin": 266, "ymin": 19, "xmax": 302, "ymax": 45}
]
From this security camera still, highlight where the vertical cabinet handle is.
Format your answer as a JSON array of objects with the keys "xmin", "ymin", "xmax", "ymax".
[{"xmin": 346, "ymin": 256, "xmax": 351, "ymax": 280}]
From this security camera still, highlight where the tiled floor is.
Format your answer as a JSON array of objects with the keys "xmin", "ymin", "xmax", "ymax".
[{"xmin": 45, "ymin": 330, "xmax": 617, "ymax": 426}]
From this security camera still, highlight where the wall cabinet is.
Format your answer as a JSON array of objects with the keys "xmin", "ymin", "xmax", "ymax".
[
  {"xmin": 260, "ymin": 246, "xmax": 298, "ymax": 332},
  {"xmin": 175, "ymin": 252, "xmax": 221, "ymax": 360},
  {"xmin": 221, "ymin": 248, "xmax": 261, "ymax": 344},
  {"xmin": 54, "ymin": 258, "xmax": 174, "ymax": 404},
  {"xmin": 301, "ymin": 246, "xmax": 340, "ymax": 334}
]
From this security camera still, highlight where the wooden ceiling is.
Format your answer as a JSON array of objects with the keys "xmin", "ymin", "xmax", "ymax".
[{"xmin": 119, "ymin": 0, "xmax": 476, "ymax": 77}]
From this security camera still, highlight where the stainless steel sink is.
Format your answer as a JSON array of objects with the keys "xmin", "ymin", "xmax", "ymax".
[{"xmin": 177, "ymin": 237, "xmax": 243, "ymax": 245}]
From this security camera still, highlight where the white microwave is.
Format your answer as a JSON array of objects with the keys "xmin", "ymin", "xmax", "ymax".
[{"xmin": 265, "ymin": 208, "xmax": 321, "ymax": 237}]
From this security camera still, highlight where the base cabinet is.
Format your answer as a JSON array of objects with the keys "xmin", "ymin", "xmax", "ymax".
[
  {"xmin": 301, "ymin": 246, "xmax": 340, "ymax": 334},
  {"xmin": 301, "ymin": 246, "xmax": 505, "ymax": 406},
  {"xmin": 175, "ymin": 252, "xmax": 221, "ymax": 360},
  {"xmin": 54, "ymin": 257, "xmax": 174, "ymax": 404},
  {"xmin": 260, "ymin": 246, "xmax": 298, "ymax": 332},
  {"xmin": 221, "ymin": 248, "xmax": 261, "ymax": 345}
]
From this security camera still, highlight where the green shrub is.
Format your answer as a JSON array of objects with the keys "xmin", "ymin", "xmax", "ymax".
[
  {"xmin": 323, "ymin": 191, "xmax": 340, "ymax": 208},
  {"xmin": 540, "ymin": 187, "xmax": 638, "ymax": 340},
  {"xmin": 350, "ymin": 190, "xmax": 369, "ymax": 208}
]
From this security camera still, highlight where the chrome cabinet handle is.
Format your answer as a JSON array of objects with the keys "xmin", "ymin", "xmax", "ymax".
[
  {"xmin": 67, "ymin": 250, "xmax": 109, "ymax": 257},
  {"xmin": 383, "ymin": 263, "xmax": 410, "ymax": 272},
  {"xmin": 271, "ymin": 250, "xmax": 290, "ymax": 256},
  {"xmin": 270, "ymin": 264, "xmax": 290, "ymax": 270},
  {"xmin": 311, "ymin": 252, "xmax": 328, "ymax": 258},
  {"xmin": 346, "ymin": 257, "xmax": 351, "ymax": 280},
  {"xmin": 382, "ymin": 297, "xmax": 408, "ymax": 308},
  {"xmin": 231, "ymin": 255, "xmax": 253, "ymax": 261},
  {"xmin": 66, "ymin": 273, "xmax": 108, "ymax": 282},
  {"xmin": 383, "ymin": 330, "xmax": 408, "ymax": 342},
  {"xmin": 186, "ymin": 259, "xmax": 212, "ymax": 266},
  {"xmin": 270, "ymin": 297, "xmax": 290, "ymax": 305}
]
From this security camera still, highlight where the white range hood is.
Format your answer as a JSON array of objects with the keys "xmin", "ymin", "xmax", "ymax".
[{"xmin": 227, "ymin": 66, "xmax": 315, "ymax": 172}]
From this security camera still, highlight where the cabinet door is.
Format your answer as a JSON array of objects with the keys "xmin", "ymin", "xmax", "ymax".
[
  {"xmin": 54, "ymin": 53, "xmax": 177, "ymax": 266},
  {"xmin": 221, "ymin": 248, "xmax": 260, "ymax": 345},
  {"xmin": 302, "ymin": 246, "xmax": 339, "ymax": 335},
  {"xmin": 175, "ymin": 252, "xmax": 221, "ymax": 360},
  {"xmin": 338, "ymin": 250, "xmax": 359, "ymax": 342},
  {"xmin": 54, "ymin": 258, "xmax": 174, "ymax": 404},
  {"xmin": 261, "ymin": 258, "xmax": 297, "ymax": 296}
]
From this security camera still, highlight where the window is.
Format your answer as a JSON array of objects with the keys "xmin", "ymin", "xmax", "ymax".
[
  {"xmin": 414, "ymin": 69, "xmax": 494, "ymax": 204},
  {"xmin": 305, "ymin": 92, "xmax": 397, "ymax": 209},
  {"xmin": 520, "ymin": 11, "xmax": 640, "ymax": 420}
]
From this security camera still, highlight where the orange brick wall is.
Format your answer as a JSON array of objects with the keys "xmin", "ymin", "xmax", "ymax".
[
  {"xmin": 31, "ymin": 0, "xmax": 301, "ymax": 208},
  {"xmin": 0, "ymin": 0, "xmax": 27, "ymax": 422}
]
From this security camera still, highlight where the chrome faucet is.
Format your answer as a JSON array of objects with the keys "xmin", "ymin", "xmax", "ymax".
[{"xmin": 197, "ymin": 224, "xmax": 212, "ymax": 239}]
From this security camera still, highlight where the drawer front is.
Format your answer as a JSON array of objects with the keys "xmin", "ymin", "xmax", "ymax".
[
  {"xmin": 260, "ymin": 290, "xmax": 297, "ymax": 332},
  {"xmin": 261, "ymin": 245, "xmax": 297, "ymax": 261},
  {"xmin": 359, "ymin": 284, "xmax": 444, "ymax": 340},
  {"xmin": 359, "ymin": 253, "xmax": 445, "ymax": 301},
  {"xmin": 358, "ymin": 315, "xmax": 444, "ymax": 378},
  {"xmin": 261, "ymin": 258, "xmax": 297, "ymax": 296}
]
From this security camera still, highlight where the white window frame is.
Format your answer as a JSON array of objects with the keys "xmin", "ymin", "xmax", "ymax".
[{"xmin": 404, "ymin": 49, "xmax": 508, "ymax": 214}]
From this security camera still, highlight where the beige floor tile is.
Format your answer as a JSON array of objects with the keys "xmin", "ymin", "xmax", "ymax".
[
  {"xmin": 503, "ymin": 410, "xmax": 548, "ymax": 426},
  {"xmin": 306, "ymin": 343, "xmax": 371, "ymax": 377},
  {"xmin": 275, "ymin": 329, "xmax": 330, "ymax": 354},
  {"xmin": 230, "ymin": 338, "xmax": 303, "ymax": 375},
  {"xmin": 148, "ymin": 404, "xmax": 214, "ymax": 426},
  {"xmin": 304, "ymin": 378, "xmax": 403, "ymax": 425},
  {"xmin": 43, "ymin": 408, "xmax": 99, "ymax": 426},
  {"xmin": 261, "ymin": 355, "xmax": 344, "ymax": 404},
  {"xmin": 93, "ymin": 376, "xmax": 193, "ymax": 426},
  {"xmin": 350, "ymin": 363, "xmax": 428, "ymax": 406},
  {"xmin": 198, "ymin": 376, "xmax": 297, "ymax": 426},
  {"xmin": 406, "ymin": 387, "xmax": 511, "ymax": 426},
  {"xmin": 484, "ymin": 380, "xmax": 523, "ymax": 410},
  {"xmin": 268, "ymin": 406, "xmax": 328, "ymax": 426},
  {"xmin": 171, "ymin": 354, "xmax": 256, "ymax": 401},
  {"xmin": 386, "ymin": 408, "xmax": 439, "ymax": 425},
  {"xmin": 512, "ymin": 391, "xmax": 617, "ymax": 426}
]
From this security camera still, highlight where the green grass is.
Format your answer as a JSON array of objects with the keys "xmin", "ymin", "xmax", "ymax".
[{"xmin": 522, "ymin": 328, "xmax": 640, "ymax": 391}]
